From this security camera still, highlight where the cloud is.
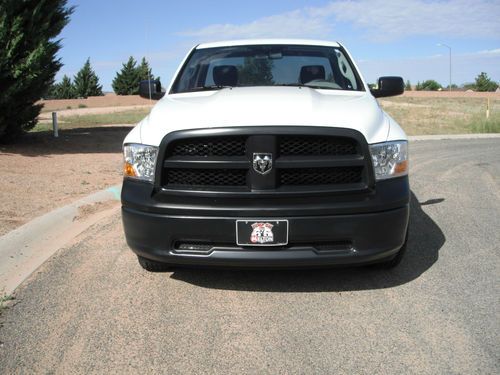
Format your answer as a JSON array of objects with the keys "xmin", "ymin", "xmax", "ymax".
[
  {"xmin": 323, "ymin": 0, "xmax": 500, "ymax": 41},
  {"xmin": 178, "ymin": 0, "xmax": 500, "ymax": 42},
  {"xmin": 177, "ymin": 9, "xmax": 332, "ymax": 40}
]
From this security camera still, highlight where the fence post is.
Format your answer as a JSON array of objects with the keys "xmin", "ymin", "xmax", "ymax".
[
  {"xmin": 486, "ymin": 98, "xmax": 490, "ymax": 119},
  {"xmin": 52, "ymin": 112, "xmax": 58, "ymax": 138}
]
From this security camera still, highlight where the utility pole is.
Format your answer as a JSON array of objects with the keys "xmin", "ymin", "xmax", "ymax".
[{"xmin": 437, "ymin": 43, "xmax": 452, "ymax": 91}]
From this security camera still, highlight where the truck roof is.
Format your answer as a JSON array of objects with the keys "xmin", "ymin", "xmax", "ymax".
[{"xmin": 197, "ymin": 39, "xmax": 341, "ymax": 49}]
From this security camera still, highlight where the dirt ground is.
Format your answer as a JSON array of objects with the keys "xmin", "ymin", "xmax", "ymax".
[
  {"xmin": 38, "ymin": 93, "xmax": 154, "ymax": 112},
  {"xmin": 0, "ymin": 126, "xmax": 131, "ymax": 236}
]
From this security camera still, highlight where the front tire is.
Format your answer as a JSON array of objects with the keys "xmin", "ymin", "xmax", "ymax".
[{"xmin": 137, "ymin": 256, "xmax": 172, "ymax": 272}]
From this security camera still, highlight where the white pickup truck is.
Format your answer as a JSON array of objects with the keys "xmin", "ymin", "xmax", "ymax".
[{"xmin": 121, "ymin": 39, "xmax": 409, "ymax": 271}]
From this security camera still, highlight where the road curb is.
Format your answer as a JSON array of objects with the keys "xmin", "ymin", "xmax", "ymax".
[
  {"xmin": 0, "ymin": 185, "xmax": 121, "ymax": 295},
  {"xmin": 409, "ymin": 133, "xmax": 500, "ymax": 141}
]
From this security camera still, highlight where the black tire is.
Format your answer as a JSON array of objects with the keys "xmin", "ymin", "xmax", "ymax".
[
  {"xmin": 375, "ymin": 228, "xmax": 409, "ymax": 269},
  {"xmin": 137, "ymin": 256, "xmax": 172, "ymax": 272}
]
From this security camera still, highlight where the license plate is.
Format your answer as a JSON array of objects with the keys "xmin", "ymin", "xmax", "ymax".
[{"xmin": 236, "ymin": 220, "xmax": 289, "ymax": 246}]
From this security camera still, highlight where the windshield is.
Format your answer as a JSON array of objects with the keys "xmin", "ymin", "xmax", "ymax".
[{"xmin": 171, "ymin": 44, "xmax": 364, "ymax": 94}]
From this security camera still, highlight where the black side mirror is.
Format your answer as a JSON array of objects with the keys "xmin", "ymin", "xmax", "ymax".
[
  {"xmin": 370, "ymin": 76, "xmax": 404, "ymax": 98},
  {"xmin": 139, "ymin": 80, "xmax": 165, "ymax": 100}
]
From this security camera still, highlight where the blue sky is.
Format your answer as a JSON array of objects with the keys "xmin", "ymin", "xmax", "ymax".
[{"xmin": 57, "ymin": 0, "xmax": 500, "ymax": 91}]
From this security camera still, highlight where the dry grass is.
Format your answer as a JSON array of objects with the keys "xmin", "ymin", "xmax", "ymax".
[
  {"xmin": 380, "ymin": 96, "xmax": 500, "ymax": 135},
  {"xmin": 32, "ymin": 108, "xmax": 150, "ymax": 132}
]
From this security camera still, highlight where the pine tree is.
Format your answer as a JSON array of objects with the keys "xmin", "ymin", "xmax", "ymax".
[
  {"xmin": 137, "ymin": 57, "xmax": 154, "ymax": 81},
  {"xmin": 405, "ymin": 80, "xmax": 412, "ymax": 91},
  {"xmin": 54, "ymin": 75, "xmax": 76, "ymax": 99},
  {"xmin": 73, "ymin": 58, "xmax": 103, "ymax": 98},
  {"xmin": 0, "ymin": 0, "xmax": 73, "ymax": 140},
  {"xmin": 112, "ymin": 57, "xmax": 140, "ymax": 95}
]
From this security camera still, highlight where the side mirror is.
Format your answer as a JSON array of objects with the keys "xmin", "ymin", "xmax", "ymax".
[
  {"xmin": 370, "ymin": 76, "xmax": 404, "ymax": 98},
  {"xmin": 139, "ymin": 80, "xmax": 165, "ymax": 100}
]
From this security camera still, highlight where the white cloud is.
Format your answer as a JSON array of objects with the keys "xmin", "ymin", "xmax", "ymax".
[
  {"xmin": 177, "ymin": 9, "xmax": 331, "ymax": 40},
  {"xmin": 323, "ymin": 0, "xmax": 500, "ymax": 41},
  {"xmin": 178, "ymin": 0, "xmax": 500, "ymax": 42}
]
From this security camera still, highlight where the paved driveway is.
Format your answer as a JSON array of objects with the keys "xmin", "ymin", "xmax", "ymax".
[{"xmin": 1, "ymin": 139, "xmax": 499, "ymax": 374}]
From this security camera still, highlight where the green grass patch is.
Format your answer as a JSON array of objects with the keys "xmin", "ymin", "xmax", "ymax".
[
  {"xmin": 0, "ymin": 294, "xmax": 14, "ymax": 314},
  {"xmin": 380, "ymin": 96, "xmax": 500, "ymax": 135},
  {"xmin": 32, "ymin": 108, "xmax": 150, "ymax": 132}
]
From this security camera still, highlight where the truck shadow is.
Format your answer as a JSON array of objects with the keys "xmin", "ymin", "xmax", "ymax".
[{"xmin": 169, "ymin": 191, "xmax": 445, "ymax": 292}]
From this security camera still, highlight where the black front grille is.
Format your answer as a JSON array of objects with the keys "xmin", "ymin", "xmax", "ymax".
[
  {"xmin": 162, "ymin": 130, "xmax": 369, "ymax": 193},
  {"xmin": 169, "ymin": 137, "xmax": 246, "ymax": 157},
  {"xmin": 279, "ymin": 136, "xmax": 357, "ymax": 156},
  {"xmin": 280, "ymin": 167, "xmax": 363, "ymax": 186},
  {"xmin": 166, "ymin": 168, "xmax": 247, "ymax": 187}
]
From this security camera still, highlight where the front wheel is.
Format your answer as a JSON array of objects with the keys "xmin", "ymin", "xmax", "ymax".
[{"xmin": 137, "ymin": 256, "xmax": 172, "ymax": 272}]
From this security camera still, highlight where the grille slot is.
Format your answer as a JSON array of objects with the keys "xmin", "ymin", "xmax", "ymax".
[
  {"xmin": 279, "ymin": 136, "xmax": 357, "ymax": 156},
  {"xmin": 169, "ymin": 137, "xmax": 246, "ymax": 157},
  {"xmin": 280, "ymin": 167, "xmax": 363, "ymax": 186},
  {"xmin": 166, "ymin": 168, "xmax": 247, "ymax": 187}
]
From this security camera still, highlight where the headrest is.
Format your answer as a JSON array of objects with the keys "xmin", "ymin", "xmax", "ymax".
[
  {"xmin": 213, "ymin": 65, "xmax": 238, "ymax": 87},
  {"xmin": 300, "ymin": 65, "xmax": 326, "ymax": 84}
]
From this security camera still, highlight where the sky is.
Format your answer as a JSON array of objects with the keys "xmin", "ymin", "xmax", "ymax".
[{"xmin": 56, "ymin": 0, "xmax": 500, "ymax": 91}]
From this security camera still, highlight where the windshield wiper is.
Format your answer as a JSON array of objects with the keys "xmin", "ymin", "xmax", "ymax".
[
  {"xmin": 186, "ymin": 85, "xmax": 233, "ymax": 92},
  {"xmin": 273, "ymin": 83, "xmax": 339, "ymax": 90}
]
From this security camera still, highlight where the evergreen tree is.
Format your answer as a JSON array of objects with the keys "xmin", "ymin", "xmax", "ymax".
[
  {"xmin": 73, "ymin": 58, "xmax": 103, "ymax": 98},
  {"xmin": 112, "ymin": 56, "xmax": 140, "ymax": 95},
  {"xmin": 0, "ymin": 0, "xmax": 73, "ymax": 141},
  {"xmin": 137, "ymin": 57, "xmax": 154, "ymax": 81},
  {"xmin": 54, "ymin": 75, "xmax": 76, "ymax": 99},
  {"xmin": 474, "ymin": 72, "xmax": 498, "ymax": 92},
  {"xmin": 405, "ymin": 80, "xmax": 412, "ymax": 91}
]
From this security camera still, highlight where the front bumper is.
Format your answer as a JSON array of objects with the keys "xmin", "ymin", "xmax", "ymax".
[{"xmin": 122, "ymin": 177, "xmax": 410, "ymax": 268}]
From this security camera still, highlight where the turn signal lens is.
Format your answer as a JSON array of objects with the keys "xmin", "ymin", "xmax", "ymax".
[{"xmin": 369, "ymin": 141, "xmax": 408, "ymax": 180}]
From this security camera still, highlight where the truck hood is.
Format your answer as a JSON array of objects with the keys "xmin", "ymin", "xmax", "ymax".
[{"xmin": 134, "ymin": 86, "xmax": 390, "ymax": 146}]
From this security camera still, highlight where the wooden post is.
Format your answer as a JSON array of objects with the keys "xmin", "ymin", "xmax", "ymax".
[
  {"xmin": 486, "ymin": 98, "xmax": 490, "ymax": 119},
  {"xmin": 52, "ymin": 112, "xmax": 58, "ymax": 138}
]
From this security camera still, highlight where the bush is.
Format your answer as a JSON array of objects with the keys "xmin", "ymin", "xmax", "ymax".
[
  {"xmin": 0, "ymin": 0, "xmax": 73, "ymax": 141},
  {"xmin": 474, "ymin": 72, "xmax": 499, "ymax": 92},
  {"xmin": 417, "ymin": 80, "xmax": 442, "ymax": 91}
]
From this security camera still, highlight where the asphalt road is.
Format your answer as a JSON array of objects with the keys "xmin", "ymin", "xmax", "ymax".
[{"xmin": 1, "ymin": 139, "xmax": 499, "ymax": 374}]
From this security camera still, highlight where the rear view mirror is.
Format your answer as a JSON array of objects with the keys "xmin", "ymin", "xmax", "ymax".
[
  {"xmin": 370, "ymin": 76, "xmax": 404, "ymax": 98},
  {"xmin": 139, "ymin": 80, "xmax": 165, "ymax": 100}
]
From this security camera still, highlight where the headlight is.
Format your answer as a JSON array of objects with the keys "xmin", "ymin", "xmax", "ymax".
[
  {"xmin": 369, "ymin": 141, "xmax": 408, "ymax": 180},
  {"xmin": 123, "ymin": 143, "xmax": 158, "ymax": 183}
]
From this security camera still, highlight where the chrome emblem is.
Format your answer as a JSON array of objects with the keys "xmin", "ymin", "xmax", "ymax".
[{"xmin": 253, "ymin": 153, "xmax": 273, "ymax": 175}]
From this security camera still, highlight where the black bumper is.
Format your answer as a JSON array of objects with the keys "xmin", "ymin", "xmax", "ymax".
[{"xmin": 121, "ymin": 177, "xmax": 410, "ymax": 268}]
